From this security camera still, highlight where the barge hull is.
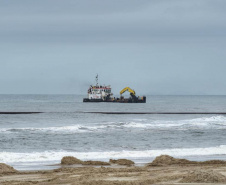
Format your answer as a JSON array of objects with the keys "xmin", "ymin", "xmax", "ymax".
[{"xmin": 83, "ymin": 96, "xmax": 146, "ymax": 103}]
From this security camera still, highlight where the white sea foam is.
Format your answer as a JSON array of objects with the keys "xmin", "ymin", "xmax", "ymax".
[
  {"xmin": 132, "ymin": 119, "xmax": 148, "ymax": 122},
  {"xmin": 1, "ymin": 145, "xmax": 226, "ymax": 164},
  {"xmin": 0, "ymin": 125, "xmax": 102, "ymax": 133},
  {"xmin": 124, "ymin": 116, "xmax": 226, "ymax": 130},
  {"xmin": 149, "ymin": 115, "xmax": 226, "ymax": 128}
]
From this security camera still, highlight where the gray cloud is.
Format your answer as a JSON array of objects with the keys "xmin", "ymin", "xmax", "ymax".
[
  {"xmin": 0, "ymin": 0, "xmax": 226, "ymax": 95},
  {"xmin": 1, "ymin": 0, "xmax": 226, "ymax": 42}
]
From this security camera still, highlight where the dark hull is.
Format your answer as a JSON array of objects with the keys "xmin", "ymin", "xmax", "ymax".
[
  {"xmin": 83, "ymin": 98, "xmax": 104, "ymax": 102},
  {"xmin": 83, "ymin": 97, "xmax": 146, "ymax": 103}
]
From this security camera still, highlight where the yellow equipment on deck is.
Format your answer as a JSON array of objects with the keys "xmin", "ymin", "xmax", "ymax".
[{"xmin": 120, "ymin": 87, "xmax": 136, "ymax": 96}]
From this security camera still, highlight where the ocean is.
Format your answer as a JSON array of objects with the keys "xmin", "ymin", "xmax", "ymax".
[{"xmin": 0, "ymin": 95, "xmax": 226, "ymax": 170}]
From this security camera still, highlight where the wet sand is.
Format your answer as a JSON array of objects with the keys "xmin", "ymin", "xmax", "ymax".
[{"xmin": 1, "ymin": 155, "xmax": 226, "ymax": 185}]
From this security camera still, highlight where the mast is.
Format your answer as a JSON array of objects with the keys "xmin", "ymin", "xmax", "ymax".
[{"xmin": 96, "ymin": 74, "xmax": 98, "ymax": 86}]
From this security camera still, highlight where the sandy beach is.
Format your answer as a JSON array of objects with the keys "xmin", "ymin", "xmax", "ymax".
[{"xmin": 1, "ymin": 155, "xmax": 226, "ymax": 185}]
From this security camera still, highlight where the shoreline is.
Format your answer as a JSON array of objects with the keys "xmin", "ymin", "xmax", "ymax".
[
  {"xmin": 5, "ymin": 153, "xmax": 226, "ymax": 171},
  {"xmin": 2, "ymin": 155, "xmax": 226, "ymax": 184},
  {"xmin": 4, "ymin": 155, "xmax": 226, "ymax": 172}
]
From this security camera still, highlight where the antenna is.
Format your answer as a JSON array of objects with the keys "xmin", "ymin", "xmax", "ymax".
[{"xmin": 96, "ymin": 74, "xmax": 98, "ymax": 86}]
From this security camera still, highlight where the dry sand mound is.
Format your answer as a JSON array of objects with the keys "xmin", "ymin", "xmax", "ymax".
[
  {"xmin": 0, "ymin": 163, "xmax": 17, "ymax": 174},
  {"xmin": 148, "ymin": 155, "xmax": 226, "ymax": 166},
  {"xmin": 180, "ymin": 170, "xmax": 226, "ymax": 183},
  {"xmin": 61, "ymin": 156, "xmax": 83, "ymax": 165},
  {"xmin": 200, "ymin": 160, "xmax": 226, "ymax": 165},
  {"xmin": 61, "ymin": 156, "xmax": 110, "ymax": 166},
  {"xmin": 83, "ymin": 161, "xmax": 110, "ymax": 165},
  {"xmin": 109, "ymin": 159, "xmax": 135, "ymax": 166},
  {"xmin": 148, "ymin": 155, "xmax": 194, "ymax": 166}
]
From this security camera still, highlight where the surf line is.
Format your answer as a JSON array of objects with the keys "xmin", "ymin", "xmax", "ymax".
[{"xmin": 85, "ymin": 112, "xmax": 226, "ymax": 115}]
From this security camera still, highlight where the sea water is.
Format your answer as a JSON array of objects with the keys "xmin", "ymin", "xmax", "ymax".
[{"xmin": 0, "ymin": 95, "xmax": 226, "ymax": 170}]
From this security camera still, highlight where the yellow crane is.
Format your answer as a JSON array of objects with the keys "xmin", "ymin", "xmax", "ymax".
[{"xmin": 120, "ymin": 87, "xmax": 136, "ymax": 96}]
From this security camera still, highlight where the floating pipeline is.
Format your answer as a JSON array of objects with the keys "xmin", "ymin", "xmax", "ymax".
[
  {"xmin": 2, "ymin": 111, "xmax": 226, "ymax": 114},
  {"xmin": 0, "ymin": 112, "xmax": 43, "ymax": 114},
  {"xmin": 84, "ymin": 112, "xmax": 226, "ymax": 114}
]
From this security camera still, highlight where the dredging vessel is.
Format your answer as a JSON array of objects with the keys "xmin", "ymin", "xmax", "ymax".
[{"xmin": 83, "ymin": 75, "xmax": 146, "ymax": 103}]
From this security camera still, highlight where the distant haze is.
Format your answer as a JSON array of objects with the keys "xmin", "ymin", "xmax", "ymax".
[{"xmin": 0, "ymin": 0, "xmax": 226, "ymax": 95}]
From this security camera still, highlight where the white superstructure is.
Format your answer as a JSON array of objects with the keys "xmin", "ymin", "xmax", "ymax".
[{"xmin": 86, "ymin": 75, "xmax": 113, "ymax": 101}]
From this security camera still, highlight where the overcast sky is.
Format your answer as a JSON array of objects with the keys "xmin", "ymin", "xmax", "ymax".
[{"xmin": 0, "ymin": 0, "xmax": 226, "ymax": 95}]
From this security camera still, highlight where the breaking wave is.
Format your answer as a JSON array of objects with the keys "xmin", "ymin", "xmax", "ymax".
[
  {"xmin": 119, "ymin": 115, "xmax": 226, "ymax": 130},
  {"xmin": 150, "ymin": 115, "xmax": 226, "ymax": 129},
  {"xmin": 0, "ymin": 116, "xmax": 226, "ymax": 133}
]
